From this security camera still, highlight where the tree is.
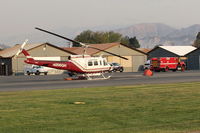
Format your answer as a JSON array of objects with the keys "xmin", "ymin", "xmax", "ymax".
[
  {"xmin": 120, "ymin": 36, "xmax": 129, "ymax": 45},
  {"xmin": 74, "ymin": 30, "xmax": 129, "ymax": 46},
  {"xmin": 73, "ymin": 30, "xmax": 141, "ymax": 48},
  {"xmin": 193, "ymin": 32, "xmax": 200, "ymax": 48},
  {"xmin": 73, "ymin": 30, "xmax": 93, "ymax": 47},
  {"xmin": 128, "ymin": 36, "xmax": 140, "ymax": 48}
]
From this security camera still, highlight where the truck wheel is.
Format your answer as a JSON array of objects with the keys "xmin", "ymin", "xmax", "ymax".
[
  {"xmin": 27, "ymin": 71, "xmax": 31, "ymax": 75},
  {"xmin": 181, "ymin": 66, "xmax": 185, "ymax": 72},
  {"xmin": 162, "ymin": 67, "xmax": 169, "ymax": 72},
  {"xmin": 35, "ymin": 71, "xmax": 40, "ymax": 75},
  {"xmin": 119, "ymin": 68, "xmax": 124, "ymax": 72},
  {"xmin": 172, "ymin": 69, "xmax": 177, "ymax": 72},
  {"xmin": 177, "ymin": 64, "xmax": 182, "ymax": 71},
  {"xmin": 44, "ymin": 72, "xmax": 48, "ymax": 75},
  {"xmin": 155, "ymin": 70, "xmax": 160, "ymax": 72}
]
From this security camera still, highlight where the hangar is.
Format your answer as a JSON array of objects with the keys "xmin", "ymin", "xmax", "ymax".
[
  {"xmin": 147, "ymin": 46, "xmax": 197, "ymax": 70},
  {"xmin": 63, "ymin": 43, "xmax": 147, "ymax": 72},
  {"xmin": 0, "ymin": 43, "xmax": 74, "ymax": 75},
  {"xmin": 148, "ymin": 46, "xmax": 196, "ymax": 59}
]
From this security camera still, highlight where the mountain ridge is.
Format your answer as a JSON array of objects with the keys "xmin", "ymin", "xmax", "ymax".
[
  {"xmin": 1, "ymin": 23, "xmax": 200, "ymax": 48},
  {"xmin": 114, "ymin": 23, "xmax": 200, "ymax": 48}
]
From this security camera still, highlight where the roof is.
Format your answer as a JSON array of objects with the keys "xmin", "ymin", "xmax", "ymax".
[
  {"xmin": 185, "ymin": 47, "xmax": 200, "ymax": 56},
  {"xmin": 0, "ymin": 43, "xmax": 75, "ymax": 58},
  {"xmin": 137, "ymin": 48, "xmax": 151, "ymax": 53},
  {"xmin": 62, "ymin": 42, "xmax": 146, "ymax": 55},
  {"xmin": 148, "ymin": 46, "xmax": 196, "ymax": 56},
  {"xmin": 63, "ymin": 43, "xmax": 118, "ymax": 55},
  {"xmin": 0, "ymin": 43, "xmax": 42, "ymax": 58}
]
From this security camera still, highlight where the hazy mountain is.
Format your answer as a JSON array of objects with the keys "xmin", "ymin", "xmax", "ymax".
[
  {"xmin": 1, "ymin": 25, "xmax": 125, "ymax": 47},
  {"xmin": 115, "ymin": 23, "xmax": 200, "ymax": 48},
  {"xmin": 115, "ymin": 23, "xmax": 176, "ymax": 38},
  {"xmin": 0, "ymin": 44, "xmax": 9, "ymax": 50},
  {"xmin": 1, "ymin": 23, "xmax": 200, "ymax": 48}
]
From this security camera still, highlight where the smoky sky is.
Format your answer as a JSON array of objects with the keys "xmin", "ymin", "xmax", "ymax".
[{"xmin": 0, "ymin": 0, "xmax": 200, "ymax": 39}]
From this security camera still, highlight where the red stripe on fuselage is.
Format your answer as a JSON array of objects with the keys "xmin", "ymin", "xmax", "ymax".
[{"xmin": 24, "ymin": 59, "xmax": 111, "ymax": 74}]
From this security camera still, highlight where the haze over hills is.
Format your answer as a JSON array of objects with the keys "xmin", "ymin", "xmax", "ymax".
[
  {"xmin": 0, "ymin": 25, "xmax": 124, "ymax": 48},
  {"xmin": 0, "ymin": 44, "xmax": 9, "ymax": 49},
  {"xmin": 1, "ymin": 23, "xmax": 200, "ymax": 49},
  {"xmin": 115, "ymin": 23, "xmax": 200, "ymax": 48}
]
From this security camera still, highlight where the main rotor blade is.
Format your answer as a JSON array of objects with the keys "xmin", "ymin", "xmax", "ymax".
[
  {"xmin": 88, "ymin": 46, "xmax": 128, "ymax": 60},
  {"xmin": 35, "ymin": 27, "xmax": 81, "ymax": 45},
  {"xmin": 35, "ymin": 27, "xmax": 128, "ymax": 60}
]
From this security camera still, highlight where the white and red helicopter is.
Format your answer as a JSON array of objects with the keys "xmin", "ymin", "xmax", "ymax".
[{"xmin": 16, "ymin": 27, "xmax": 128, "ymax": 80}]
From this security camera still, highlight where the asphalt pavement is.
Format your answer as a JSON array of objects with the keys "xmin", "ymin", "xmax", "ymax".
[{"xmin": 0, "ymin": 71, "xmax": 200, "ymax": 92}]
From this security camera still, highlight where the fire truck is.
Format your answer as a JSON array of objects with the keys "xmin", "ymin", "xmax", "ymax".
[{"xmin": 150, "ymin": 57, "xmax": 186, "ymax": 72}]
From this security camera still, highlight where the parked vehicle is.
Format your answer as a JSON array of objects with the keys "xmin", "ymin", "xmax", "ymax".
[
  {"xmin": 150, "ymin": 57, "xmax": 186, "ymax": 72},
  {"xmin": 144, "ymin": 60, "xmax": 151, "ymax": 70},
  {"xmin": 109, "ymin": 62, "xmax": 124, "ymax": 72},
  {"xmin": 24, "ymin": 65, "xmax": 48, "ymax": 75}
]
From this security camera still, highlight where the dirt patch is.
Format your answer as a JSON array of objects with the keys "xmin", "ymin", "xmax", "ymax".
[{"xmin": 187, "ymin": 131, "xmax": 200, "ymax": 133}]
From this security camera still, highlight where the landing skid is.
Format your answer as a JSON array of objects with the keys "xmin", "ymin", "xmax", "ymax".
[
  {"xmin": 65, "ymin": 72, "xmax": 113, "ymax": 80},
  {"xmin": 85, "ymin": 72, "xmax": 113, "ymax": 80}
]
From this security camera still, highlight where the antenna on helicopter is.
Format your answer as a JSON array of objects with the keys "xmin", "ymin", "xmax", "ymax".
[{"xmin": 35, "ymin": 27, "xmax": 128, "ymax": 60}]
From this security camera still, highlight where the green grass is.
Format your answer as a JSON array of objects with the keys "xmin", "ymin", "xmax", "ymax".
[{"xmin": 0, "ymin": 82, "xmax": 200, "ymax": 133}]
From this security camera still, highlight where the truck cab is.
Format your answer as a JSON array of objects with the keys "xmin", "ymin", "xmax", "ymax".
[{"xmin": 24, "ymin": 65, "xmax": 48, "ymax": 75}]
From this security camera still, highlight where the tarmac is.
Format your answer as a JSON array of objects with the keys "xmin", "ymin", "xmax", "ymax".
[{"xmin": 0, "ymin": 70, "xmax": 200, "ymax": 91}]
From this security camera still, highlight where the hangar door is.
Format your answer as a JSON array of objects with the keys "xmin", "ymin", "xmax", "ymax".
[
  {"xmin": 132, "ymin": 56, "xmax": 145, "ymax": 72},
  {"xmin": 0, "ymin": 58, "xmax": 12, "ymax": 76}
]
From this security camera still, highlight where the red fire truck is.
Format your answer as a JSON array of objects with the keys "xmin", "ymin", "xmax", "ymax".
[{"xmin": 150, "ymin": 57, "xmax": 186, "ymax": 72}]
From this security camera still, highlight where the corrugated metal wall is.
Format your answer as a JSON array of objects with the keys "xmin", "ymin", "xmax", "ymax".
[{"xmin": 186, "ymin": 49, "xmax": 200, "ymax": 70}]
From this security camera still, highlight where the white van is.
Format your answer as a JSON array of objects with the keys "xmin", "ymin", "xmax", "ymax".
[
  {"xmin": 24, "ymin": 65, "xmax": 48, "ymax": 75},
  {"xmin": 144, "ymin": 60, "xmax": 151, "ymax": 70}
]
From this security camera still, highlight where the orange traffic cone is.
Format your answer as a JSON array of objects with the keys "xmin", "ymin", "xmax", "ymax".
[{"xmin": 144, "ymin": 69, "xmax": 153, "ymax": 76}]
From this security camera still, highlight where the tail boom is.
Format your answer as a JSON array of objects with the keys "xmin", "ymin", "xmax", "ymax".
[{"xmin": 21, "ymin": 49, "xmax": 35, "ymax": 63}]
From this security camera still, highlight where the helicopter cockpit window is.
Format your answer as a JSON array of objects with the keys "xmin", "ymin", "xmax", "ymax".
[
  {"xmin": 100, "ymin": 60, "xmax": 102, "ymax": 65},
  {"xmin": 103, "ymin": 60, "xmax": 107, "ymax": 66},
  {"xmin": 88, "ymin": 61, "xmax": 93, "ymax": 66},
  {"xmin": 94, "ymin": 60, "xmax": 98, "ymax": 66}
]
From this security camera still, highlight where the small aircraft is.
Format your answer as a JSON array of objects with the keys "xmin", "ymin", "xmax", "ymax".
[{"xmin": 16, "ymin": 27, "xmax": 128, "ymax": 80}]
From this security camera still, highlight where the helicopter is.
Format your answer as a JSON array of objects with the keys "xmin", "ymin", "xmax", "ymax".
[{"xmin": 16, "ymin": 27, "xmax": 128, "ymax": 80}]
